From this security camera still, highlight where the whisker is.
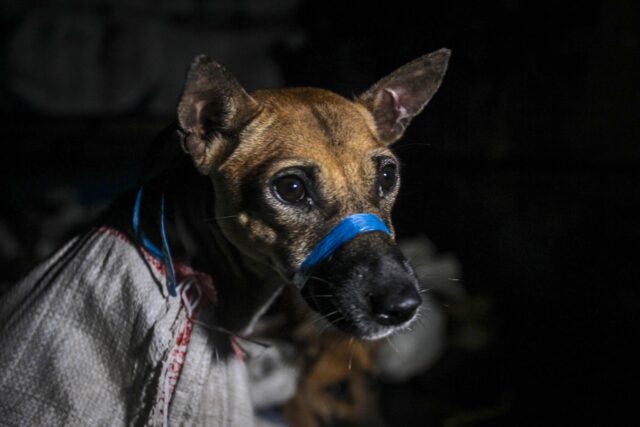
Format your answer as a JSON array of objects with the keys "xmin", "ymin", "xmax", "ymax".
[
  {"xmin": 308, "ymin": 276, "xmax": 337, "ymax": 287},
  {"xmin": 300, "ymin": 312, "xmax": 326, "ymax": 336},
  {"xmin": 192, "ymin": 319, "xmax": 270, "ymax": 348},
  {"xmin": 318, "ymin": 313, "xmax": 344, "ymax": 337},
  {"xmin": 385, "ymin": 336, "xmax": 399, "ymax": 354},
  {"xmin": 252, "ymin": 258, "xmax": 294, "ymax": 286},
  {"xmin": 416, "ymin": 272, "xmax": 458, "ymax": 280},
  {"xmin": 304, "ymin": 310, "xmax": 341, "ymax": 335},
  {"xmin": 348, "ymin": 337, "xmax": 355, "ymax": 371},
  {"xmin": 311, "ymin": 310, "xmax": 339, "ymax": 325}
]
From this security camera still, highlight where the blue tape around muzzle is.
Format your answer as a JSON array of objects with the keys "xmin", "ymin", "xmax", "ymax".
[{"xmin": 293, "ymin": 213, "xmax": 391, "ymax": 288}]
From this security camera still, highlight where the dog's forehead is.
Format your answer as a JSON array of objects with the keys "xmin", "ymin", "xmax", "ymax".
[
  {"xmin": 221, "ymin": 88, "xmax": 391, "ymax": 184},
  {"xmin": 254, "ymin": 88, "xmax": 381, "ymax": 151}
]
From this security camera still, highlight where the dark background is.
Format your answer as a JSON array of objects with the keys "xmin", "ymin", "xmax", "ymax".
[{"xmin": 1, "ymin": 1, "xmax": 638, "ymax": 425}]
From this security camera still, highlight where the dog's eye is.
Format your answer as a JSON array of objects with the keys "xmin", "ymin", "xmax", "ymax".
[
  {"xmin": 378, "ymin": 163, "xmax": 397, "ymax": 195},
  {"xmin": 273, "ymin": 175, "xmax": 306, "ymax": 204}
]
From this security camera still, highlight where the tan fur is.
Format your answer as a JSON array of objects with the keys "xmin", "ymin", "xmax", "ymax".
[{"xmin": 284, "ymin": 334, "xmax": 384, "ymax": 427}]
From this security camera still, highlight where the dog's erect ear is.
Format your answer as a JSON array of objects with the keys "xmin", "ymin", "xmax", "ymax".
[
  {"xmin": 358, "ymin": 48, "xmax": 451, "ymax": 145},
  {"xmin": 177, "ymin": 55, "xmax": 260, "ymax": 174}
]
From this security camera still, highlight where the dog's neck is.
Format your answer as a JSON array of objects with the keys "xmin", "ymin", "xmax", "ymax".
[{"xmin": 132, "ymin": 140, "xmax": 284, "ymax": 334}]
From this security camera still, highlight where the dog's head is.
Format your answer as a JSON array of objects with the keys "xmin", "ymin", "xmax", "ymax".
[{"xmin": 177, "ymin": 50, "xmax": 450, "ymax": 339}]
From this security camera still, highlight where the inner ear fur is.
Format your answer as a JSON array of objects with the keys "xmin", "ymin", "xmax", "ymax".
[
  {"xmin": 177, "ymin": 55, "xmax": 260, "ymax": 174},
  {"xmin": 358, "ymin": 48, "xmax": 451, "ymax": 145}
]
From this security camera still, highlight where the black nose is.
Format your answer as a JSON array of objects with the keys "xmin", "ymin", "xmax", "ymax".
[{"xmin": 370, "ymin": 286, "xmax": 421, "ymax": 326}]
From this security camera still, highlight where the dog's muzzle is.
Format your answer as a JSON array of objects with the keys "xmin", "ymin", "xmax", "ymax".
[{"xmin": 292, "ymin": 213, "xmax": 391, "ymax": 288}]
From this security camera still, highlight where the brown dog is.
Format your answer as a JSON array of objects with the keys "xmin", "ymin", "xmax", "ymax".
[
  {"xmin": 177, "ymin": 48, "xmax": 450, "ymax": 338},
  {"xmin": 0, "ymin": 49, "xmax": 450, "ymax": 425}
]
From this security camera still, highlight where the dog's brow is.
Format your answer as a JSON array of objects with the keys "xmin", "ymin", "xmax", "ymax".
[
  {"xmin": 264, "ymin": 158, "xmax": 320, "ymax": 175},
  {"xmin": 369, "ymin": 147, "xmax": 396, "ymax": 159},
  {"xmin": 310, "ymin": 105, "xmax": 338, "ymax": 146}
]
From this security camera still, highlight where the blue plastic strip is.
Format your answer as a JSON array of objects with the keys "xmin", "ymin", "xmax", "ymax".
[
  {"xmin": 294, "ymin": 213, "xmax": 391, "ymax": 288},
  {"xmin": 159, "ymin": 195, "xmax": 178, "ymax": 297},
  {"xmin": 132, "ymin": 187, "xmax": 178, "ymax": 297},
  {"xmin": 133, "ymin": 188, "xmax": 163, "ymax": 260}
]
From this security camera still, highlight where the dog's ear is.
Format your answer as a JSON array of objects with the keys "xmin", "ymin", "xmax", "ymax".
[
  {"xmin": 357, "ymin": 48, "xmax": 451, "ymax": 145},
  {"xmin": 177, "ymin": 55, "xmax": 260, "ymax": 174}
]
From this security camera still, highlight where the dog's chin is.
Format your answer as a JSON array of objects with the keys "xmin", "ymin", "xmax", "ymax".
[
  {"xmin": 340, "ymin": 312, "xmax": 418, "ymax": 341},
  {"xmin": 301, "ymin": 286, "xmax": 418, "ymax": 340},
  {"xmin": 358, "ymin": 318, "xmax": 416, "ymax": 341},
  {"xmin": 308, "ymin": 306, "xmax": 417, "ymax": 341}
]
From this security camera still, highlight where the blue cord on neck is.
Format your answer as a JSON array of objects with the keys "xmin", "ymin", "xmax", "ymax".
[
  {"xmin": 132, "ymin": 187, "xmax": 178, "ymax": 297},
  {"xmin": 293, "ymin": 213, "xmax": 391, "ymax": 288}
]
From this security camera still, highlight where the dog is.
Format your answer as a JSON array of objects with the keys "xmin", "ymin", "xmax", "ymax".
[{"xmin": 0, "ymin": 49, "xmax": 450, "ymax": 426}]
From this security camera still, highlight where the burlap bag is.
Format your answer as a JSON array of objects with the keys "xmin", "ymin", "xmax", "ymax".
[{"xmin": 0, "ymin": 227, "xmax": 255, "ymax": 426}]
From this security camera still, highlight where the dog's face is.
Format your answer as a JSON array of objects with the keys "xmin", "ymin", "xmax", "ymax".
[{"xmin": 177, "ymin": 50, "xmax": 450, "ymax": 339}]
